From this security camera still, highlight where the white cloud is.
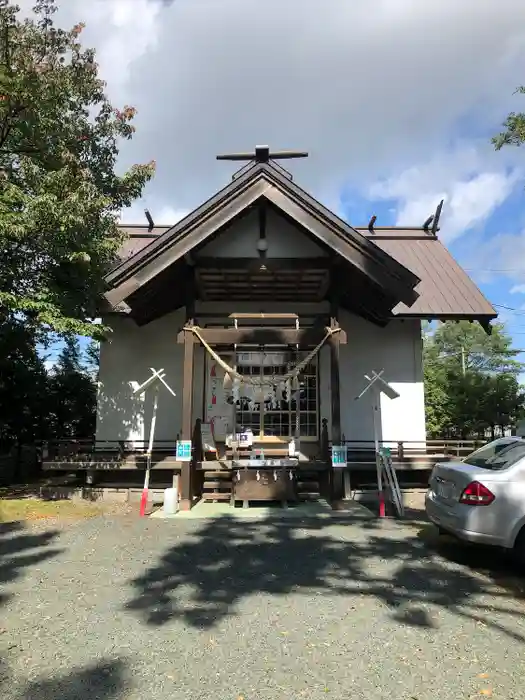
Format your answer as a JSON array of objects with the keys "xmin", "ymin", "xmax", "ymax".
[
  {"xmin": 464, "ymin": 227, "xmax": 525, "ymax": 288},
  {"xmin": 368, "ymin": 146, "xmax": 522, "ymax": 242},
  {"xmin": 16, "ymin": 0, "xmax": 525, "ymax": 232}
]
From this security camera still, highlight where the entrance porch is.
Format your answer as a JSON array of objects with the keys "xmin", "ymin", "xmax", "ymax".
[{"xmin": 176, "ymin": 313, "xmax": 346, "ymax": 510}]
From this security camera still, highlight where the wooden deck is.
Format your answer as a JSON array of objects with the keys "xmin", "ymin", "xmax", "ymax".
[{"xmin": 41, "ymin": 438, "xmax": 482, "ymax": 472}]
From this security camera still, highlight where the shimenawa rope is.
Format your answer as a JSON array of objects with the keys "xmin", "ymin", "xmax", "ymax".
[{"xmin": 182, "ymin": 325, "xmax": 341, "ymax": 387}]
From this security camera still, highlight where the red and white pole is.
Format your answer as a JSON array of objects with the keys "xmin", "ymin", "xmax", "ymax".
[
  {"xmin": 140, "ymin": 457, "xmax": 151, "ymax": 517},
  {"xmin": 140, "ymin": 385, "xmax": 159, "ymax": 517}
]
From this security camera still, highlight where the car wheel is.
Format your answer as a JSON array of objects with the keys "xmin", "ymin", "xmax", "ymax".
[{"xmin": 512, "ymin": 528, "xmax": 525, "ymax": 569}]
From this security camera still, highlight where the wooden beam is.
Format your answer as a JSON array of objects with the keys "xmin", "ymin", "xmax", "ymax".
[
  {"xmin": 177, "ymin": 324, "xmax": 347, "ymax": 346},
  {"xmin": 179, "ymin": 322, "xmax": 195, "ymax": 511},
  {"xmin": 329, "ymin": 310, "xmax": 344, "ymax": 502},
  {"xmin": 194, "ymin": 256, "xmax": 330, "ymax": 270}
]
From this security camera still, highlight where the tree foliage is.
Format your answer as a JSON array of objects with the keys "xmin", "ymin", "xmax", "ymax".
[
  {"xmin": 0, "ymin": 0, "xmax": 155, "ymax": 339},
  {"xmin": 47, "ymin": 336, "xmax": 96, "ymax": 438},
  {"xmin": 423, "ymin": 321, "xmax": 525, "ymax": 438},
  {"xmin": 493, "ymin": 85, "xmax": 525, "ymax": 151},
  {"xmin": 0, "ymin": 327, "xmax": 97, "ymax": 451}
]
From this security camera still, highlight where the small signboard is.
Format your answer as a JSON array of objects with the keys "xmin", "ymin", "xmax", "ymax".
[
  {"xmin": 226, "ymin": 430, "xmax": 253, "ymax": 449},
  {"xmin": 176, "ymin": 440, "xmax": 192, "ymax": 462},
  {"xmin": 332, "ymin": 445, "xmax": 347, "ymax": 468}
]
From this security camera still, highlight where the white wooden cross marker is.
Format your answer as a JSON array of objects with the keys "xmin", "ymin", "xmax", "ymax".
[
  {"xmin": 132, "ymin": 368, "xmax": 177, "ymax": 516},
  {"xmin": 354, "ymin": 370, "xmax": 400, "ymax": 517}
]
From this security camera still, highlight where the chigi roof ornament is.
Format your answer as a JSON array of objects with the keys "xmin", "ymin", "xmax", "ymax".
[
  {"xmin": 216, "ymin": 145, "xmax": 309, "ymax": 164},
  {"xmin": 217, "ymin": 145, "xmax": 309, "ymax": 181}
]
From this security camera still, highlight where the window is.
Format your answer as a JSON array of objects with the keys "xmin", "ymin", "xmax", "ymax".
[
  {"xmin": 463, "ymin": 438, "xmax": 525, "ymax": 471},
  {"xmin": 234, "ymin": 347, "xmax": 318, "ymax": 440}
]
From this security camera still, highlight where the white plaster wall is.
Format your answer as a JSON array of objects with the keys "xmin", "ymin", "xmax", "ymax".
[
  {"xmin": 96, "ymin": 310, "xmax": 185, "ymax": 447},
  {"xmin": 96, "ymin": 309, "xmax": 426, "ymax": 448},
  {"xmin": 196, "ymin": 207, "xmax": 327, "ymax": 258},
  {"xmin": 337, "ymin": 312, "xmax": 426, "ymax": 447}
]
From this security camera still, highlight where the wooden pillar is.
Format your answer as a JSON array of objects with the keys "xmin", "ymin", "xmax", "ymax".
[
  {"xmin": 179, "ymin": 326, "xmax": 195, "ymax": 511},
  {"xmin": 329, "ymin": 312, "xmax": 344, "ymax": 503}
]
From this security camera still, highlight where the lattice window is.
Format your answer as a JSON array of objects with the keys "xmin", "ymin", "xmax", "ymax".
[{"xmin": 234, "ymin": 347, "xmax": 319, "ymax": 440}]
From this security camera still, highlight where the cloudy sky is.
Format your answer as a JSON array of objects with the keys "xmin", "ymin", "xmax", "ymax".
[{"xmin": 23, "ymin": 0, "xmax": 525, "ymax": 353}]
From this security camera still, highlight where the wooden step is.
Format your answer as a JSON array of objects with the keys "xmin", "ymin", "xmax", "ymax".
[
  {"xmin": 297, "ymin": 481, "xmax": 319, "ymax": 490},
  {"xmin": 201, "ymin": 491, "xmax": 231, "ymax": 501},
  {"xmin": 298, "ymin": 492, "xmax": 321, "ymax": 501},
  {"xmin": 225, "ymin": 448, "xmax": 290, "ymax": 456},
  {"xmin": 296, "ymin": 476, "xmax": 320, "ymax": 502},
  {"xmin": 203, "ymin": 471, "xmax": 231, "ymax": 478},
  {"xmin": 203, "ymin": 480, "xmax": 232, "ymax": 489}
]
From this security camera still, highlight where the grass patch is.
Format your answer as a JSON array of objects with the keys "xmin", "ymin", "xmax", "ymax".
[{"xmin": 0, "ymin": 497, "xmax": 103, "ymax": 523}]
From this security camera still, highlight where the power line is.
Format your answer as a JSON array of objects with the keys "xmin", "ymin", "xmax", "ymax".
[
  {"xmin": 464, "ymin": 268, "xmax": 524, "ymax": 273},
  {"xmin": 492, "ymin": 303, "xmax": 525, "ymax": 315}
]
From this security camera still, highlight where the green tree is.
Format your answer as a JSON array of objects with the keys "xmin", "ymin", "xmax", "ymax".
[
  {"xmin": 0, "ymin": 0, "xmax": 155, "ymax": 339},
  {"xmin": 423, "ymin": 332, "xmax": 452, "ymax": 437},
  {"xmin": 0, "ymin": 318, "xmax": 50, "ymax": 449},
  {"xmin": 84, "ymin": 339, "xmax": 100, "ymax": 380},
  {"xmin": 48, "ymin": 336, "xmax": 96, "ymax": 438},
  {"xmin": 493, "ymin": 86, "xmax": 525, "ymax": 150},
  {"xmin": 423, "ymin": 321, "xmax": 525, "ymax": 438},
  {"xmin": 431, "ymin": 320, "xmax": 521, "ymax": 375}
]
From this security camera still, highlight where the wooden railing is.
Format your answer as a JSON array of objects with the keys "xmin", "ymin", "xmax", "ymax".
[
  {"xmin": 319, "ymin": 418, "xmax": 482, "ymax": 464},
  {"xmin": 43, "ymin": 435, "xmax": 482, "ymax": 464},
  {"xmin": 42, "ymin": 438, "xmax": 181, "ymax": 462}
]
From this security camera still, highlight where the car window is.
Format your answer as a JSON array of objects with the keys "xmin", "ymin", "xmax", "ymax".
[{"xmin": 463, "ymin": 439, "xmax": 525, "ymax": 470}]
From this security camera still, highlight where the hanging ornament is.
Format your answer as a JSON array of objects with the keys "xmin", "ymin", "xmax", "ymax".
[
  {"xmin": 291, "ymin": 374, "xmax": 300, "ymax": 391},
  {"xmin": 223, "ymin": 372, "xmax": 232, "ymax": 392},
  {"xmin": 232, "ymin": 379, "xmax": 240, "ymax": 403}
]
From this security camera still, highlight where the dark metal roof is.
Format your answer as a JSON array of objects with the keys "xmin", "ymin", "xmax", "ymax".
[
  {"xmin": 358, "ymin": 229, "xmax": 496, "ymax": 319},
  {"xmin": 106, "ymin": 162, "xmax": 421, "ymax": 312},
  {"xmin": 116, "ymin": 224, "xmax": 496, "ymax": 321},
  {"xmin": 117, "ymin": 225, "xmax": 171, "ymax": 261}
]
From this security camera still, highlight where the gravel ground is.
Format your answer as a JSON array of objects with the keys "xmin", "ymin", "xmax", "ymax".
[{"xmin": 1, "ymin": 505, "xmax": 525, "ymax": 700}]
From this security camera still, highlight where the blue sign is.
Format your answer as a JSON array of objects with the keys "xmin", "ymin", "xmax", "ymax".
[
  {"xmin": 176, "ymin": 440, "xmax": 192, "ymax": 462},
  {"xmin": 332, "ymin": 445, "xmax": 347, "ymax": 468}
]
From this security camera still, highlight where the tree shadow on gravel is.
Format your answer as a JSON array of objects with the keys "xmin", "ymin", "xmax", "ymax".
[
  {"xmin": 0, "ymin": 526, "xmax": 129, "ymax": 699},
  {"xmin": 14, "ymin": 658, "xmax": 128, "ymax": 700},
  {"xmin": 0, "ymin": 521, "xmax": 63, "ymax": 608},
  {"xmin": 0, "ymin": 657, "xmax": 128, "ymax": 700},
  {"xmin": 124, "ymin": 513, "xmax": 525, "ymax": 642}
]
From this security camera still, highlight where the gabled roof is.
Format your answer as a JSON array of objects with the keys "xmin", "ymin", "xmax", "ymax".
[
  {"xmin": 105, "ymin": 162, "xmax": 420, "ymax": 310},
  {"xmin": 356, "ymin": 229, "xmax": 496, "ymax": 319},
  {"xmin": 115, "ymin": 224, "xmax": 496, "ymax": 322}
]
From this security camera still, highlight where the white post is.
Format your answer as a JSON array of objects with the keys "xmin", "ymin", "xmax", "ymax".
[
  {"xmin": 372, "ymin": 393, "xmax": 384, "ymax": 516},
  {"xmin": 131, "ymin": 368, "xmax": 176, "ymax": 517},
  {"xmin": 142, "ymin": 384, "xmax": 159, "ymax": 496},
  {"xmin": 355, "ymin": 370, "xmax": 399, "ymax": 518},
  {"xmin": 147, "ymin": 384, "xmax": 159, "ymax": 456}
]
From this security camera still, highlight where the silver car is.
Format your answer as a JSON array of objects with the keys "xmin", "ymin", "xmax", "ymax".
[{"xmin": 425, "ymin": 437, "xmax": 525, "ymax": 564}]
